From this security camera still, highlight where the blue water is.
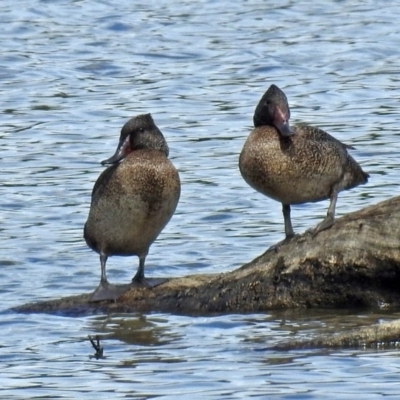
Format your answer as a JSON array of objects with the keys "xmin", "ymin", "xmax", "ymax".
[{"xmin": 1, "ymin": 0, "xmax": 400, "ymax": 398}]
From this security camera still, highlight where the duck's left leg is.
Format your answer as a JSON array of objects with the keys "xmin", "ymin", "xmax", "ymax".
[
  {"xmin": 312, "ymin": 187, "xmax": 338, "ymax": 236},
  {"xmin": 131, "ymin": 255, "xmax": 167, "ymax": 288}
]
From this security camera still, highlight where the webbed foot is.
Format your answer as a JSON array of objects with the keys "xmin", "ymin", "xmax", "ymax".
[
  {"xmin": 268, "ymin": 234, "xmax": 299, "ymax": 253},
  {"xmin": 309, "ymin": 215, "xmax": 335, "ymax": 237},
  {"xmin": 89, "ymin": 282, "xmax": 130, "ymax": 302},
  {"xmin": 130, "ymin": 277, "xmax": 168, "ymax": 289}
]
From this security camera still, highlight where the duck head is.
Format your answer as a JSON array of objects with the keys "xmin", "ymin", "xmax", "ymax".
[
  {"xmin": 253, "ymin": 84, "xmax": 295, "ymax": 137},
  {"xmin": 102, "ymin": 113, "xmax": 169, "ymax": 165}
]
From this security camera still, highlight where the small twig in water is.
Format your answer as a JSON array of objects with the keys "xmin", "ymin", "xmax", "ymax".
[{"xmin": 88, "ymin": 335, "xmax": 104, "ymax": 359}]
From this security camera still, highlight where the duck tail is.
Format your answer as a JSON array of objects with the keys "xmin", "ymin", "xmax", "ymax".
[{"xmin": 362, "ymin": 170, "xmax": 370, "ymax": 184}]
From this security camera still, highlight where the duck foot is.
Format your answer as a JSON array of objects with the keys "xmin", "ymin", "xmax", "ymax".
[
  {"xmin": 308, "ymin": 215, "xmax": 335, "ymax": 237},
  {"xmin": 268, "ymin": 234, "xmax": 299, "ymax": 253},
  {"xmin": 130, "ymin": 277, "xmax": 169, "ymax": 289},
  {"xmin": 89, "ymin": 282, "xmax": 130, "ymax": 302}
]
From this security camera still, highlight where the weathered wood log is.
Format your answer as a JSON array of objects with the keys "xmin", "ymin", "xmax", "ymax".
[
  {"xmin": 14, "ymin": 196, "xmax": 400, "ymax": 318},
  {"xmin": 272, "ymin": 318, "xmax": 400, "ymax": 350}
]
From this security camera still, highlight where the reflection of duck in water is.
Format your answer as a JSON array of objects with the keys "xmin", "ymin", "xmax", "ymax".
[
  {"xmin": 84, "ymin": 114, "xmax": 181, "ymax": 301},
  {"xmin": 239, "ymin": 84, "xmax": 369, "ymax": 241}
]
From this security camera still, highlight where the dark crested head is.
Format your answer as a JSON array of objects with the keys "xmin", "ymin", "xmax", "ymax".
[
  {"xmin": 253, "ymin": 84, "xmax": 294, "ymax": 137},
  {"xmin": 101, "ymin": 114, "xmax": 169, "ymax": 165}
]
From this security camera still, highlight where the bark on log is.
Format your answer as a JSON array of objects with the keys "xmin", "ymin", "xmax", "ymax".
[
  {"xmin": 272, "ymin": 318, "xmax": 400, "ymax": 350},
  {"xmin": 14, "ymin": 196, "xmax": 400, "ymax": 318}
]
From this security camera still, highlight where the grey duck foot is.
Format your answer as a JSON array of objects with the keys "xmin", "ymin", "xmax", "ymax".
[
  {"xmin": 310, "ymin": 215, "xmax": 335, "ymax": 237},
  {"xmin": 268, "ymin": 234, "xmax": 299, "ymax": 253},
  {"xmin": 89, "ymin": 282, "xmax": 131, "ymax": 302},
  {"xmin": 130, "ymin": 277, "xmax": 169, "ymax": 289}
]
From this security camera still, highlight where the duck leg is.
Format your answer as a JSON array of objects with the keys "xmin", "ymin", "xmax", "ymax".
[
  {"xmin": 282, "ymin": 204, "xmax": 295, "ymax": 239},
  {"xmin": 90, "ymin": 253, "xmax": 129, "ymax": 302},
  {"xmin": 312, "ymin": 188, "xmax": 338, "ymax": 236},
  {"xmin": 267, "ymin": 204, "xmax": 297, "ymax": 252},
  {"xmin": 131, "ymin": 255, "xmax": 149, "ymax": 286},
  {"xmin": 131, "ymin": 255, "xmax": 168, "ymax": 288}
]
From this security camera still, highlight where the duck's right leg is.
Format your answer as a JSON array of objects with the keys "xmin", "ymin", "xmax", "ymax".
[
  {"xmin": 90, "ymin": 253, "xmax": 129, "ymax": 302},
  {"xmin": 282, "ymin": 204, "xmax": 295, "ymax": 239},
  {"xmin": 268, "ymin": 204, "xmax": 297, "ymax": 252}
]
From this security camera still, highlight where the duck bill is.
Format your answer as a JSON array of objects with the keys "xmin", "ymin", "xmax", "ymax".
[
  {"xmin": 101, "ymin": 135, "xmax": 131, "ymax": 165},
  {"xmin": 274, "ymin": 106, "xmax": 295, "ymax": 137},
  {"xmin": 278, "ymin": 120, "xmax": 295, "ymax": 137}
]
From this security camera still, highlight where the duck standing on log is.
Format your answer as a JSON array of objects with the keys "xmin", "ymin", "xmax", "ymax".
[
  {"xmin": 239, "ymin": 84, "xmax": 369, "ymax": 243},
  {"xmin": 84, "ymin": 114, "xmax": 181, "ymax": 302}
]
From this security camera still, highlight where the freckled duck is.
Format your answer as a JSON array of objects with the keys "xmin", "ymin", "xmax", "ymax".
[
  {"xmin": 239, "ymin": 84, "xmax": 369, "ymax": 241},
  {"xmin": 84, "ymin": 114, "xmax": 181, "ymax": 302}
]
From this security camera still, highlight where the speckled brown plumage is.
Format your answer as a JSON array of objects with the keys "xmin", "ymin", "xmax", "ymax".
[
  {"xmin": 84, "ymin": 114, "xmax": 180, "ymax": 301},
  {"xmin": 239, "ymin": 84, "xmax": 369, "ymax": 240}
]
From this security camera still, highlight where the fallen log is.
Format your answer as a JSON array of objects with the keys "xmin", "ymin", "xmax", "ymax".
[
  {"xmin": 272, "ymin": 318, "xmax": 400, "ymax": 350},
  {"xmin": 14, "ymin": 196, "xmax": 400, "ymax": 317}
]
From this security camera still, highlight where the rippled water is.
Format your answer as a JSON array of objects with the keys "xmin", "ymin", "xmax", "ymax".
[{"xmin": 1, "ymin": 0, "xmax": 400, "ymax": 398}]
